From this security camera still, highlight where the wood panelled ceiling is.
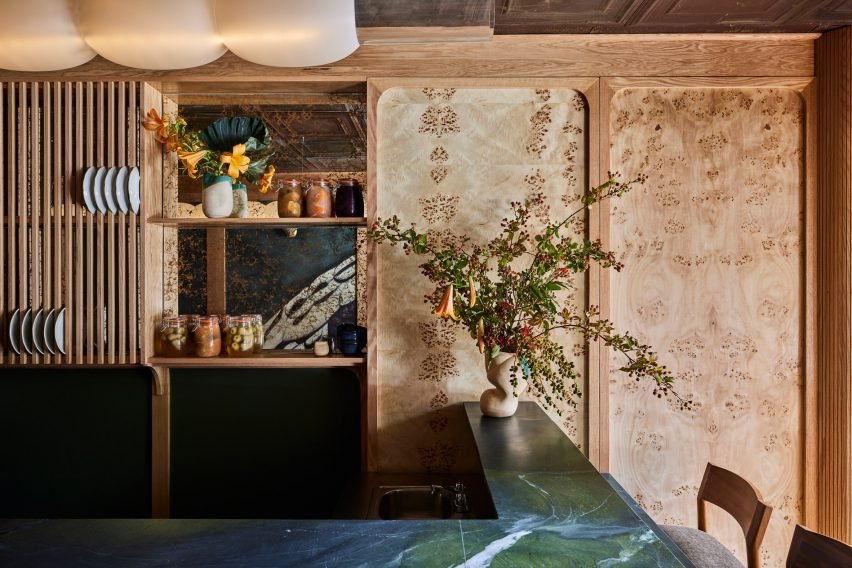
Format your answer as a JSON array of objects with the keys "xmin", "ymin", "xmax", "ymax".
[
  {"xmin": 494, "ymin": 0, "xmax": 852, "ymax": 33},
  {"xmin": 355, "ymin": 0, "xmax": 852, "ymax": 34}
]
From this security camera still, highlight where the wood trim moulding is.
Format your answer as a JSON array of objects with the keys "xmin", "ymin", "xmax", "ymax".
[
  {"xmin": 150, "ymin": 366, "xmax": 170, "ymax": 518},
  {"xmin": 357, "ymin": 25, "xmax": 494, "ymax": 45},
  {"xmin": 593, "ymin": 78, "xmax": 616, "ymax": 472},
  {"xmin": 365, "ymin": 79, "xmax": 380, "ymax": 472},
  {"xmin": 0, "ymin": 35, "xmax": 815, "ymax": 82},
  {"xmin": 815, "ymin": 26, "xmax": 852, "ymax": 545},
  {"xmin": 586, "ymin": 79, "xmax": 603, "ymax": 469},
  {"xmin": 140, "ymin": 83, "xmax": 165, "ymax": 363}
]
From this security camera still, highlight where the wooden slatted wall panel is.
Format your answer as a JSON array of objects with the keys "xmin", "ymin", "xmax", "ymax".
[
  {"xmin": 0, "ymin": 82, "xmax": 141, "ymax": 365},
  {"xmin": 815, "ymin": 27, "xmax": 852, "ymax": 546}
]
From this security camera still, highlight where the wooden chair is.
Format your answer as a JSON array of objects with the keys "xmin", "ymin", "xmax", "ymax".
[
  {"xmin": 786, "ymin": 524, "xmax": 852, "ymax": 567},
  {"xmin": 661, "ymin": 463, "xmax": 772, "ymax": 568}
]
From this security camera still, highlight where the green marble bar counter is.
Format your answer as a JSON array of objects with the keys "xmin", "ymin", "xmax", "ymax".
[{"xmin": 0, "ymin": 402, "xmax": 692, "ymax": 567}]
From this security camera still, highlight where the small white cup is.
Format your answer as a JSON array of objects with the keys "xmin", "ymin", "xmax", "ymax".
[{"xmin": 313, "ymin": 340, "xmax": 330, "ymax": 357}]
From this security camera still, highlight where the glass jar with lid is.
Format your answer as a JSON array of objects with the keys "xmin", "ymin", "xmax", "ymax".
[
  {"xmin": 226, "ymin": 316, "xmax": 256, "ymax": 357},
  {"xmin": 277, "ymin": 179, "xmax": 304, "ymax": 218},
  {"xmin": 192, "ymin": 316, "xmax": 222, "ymax": 358},
  {"xmin": 159, "ymin": 316, "xmax": 190, "ymax": 357},
  {"xmin": 242, "ymin": 314, "xmax": 265, "ymax": 354},
  {"xmin": 334, "ymin": 178, "xmax": 364, "ymax": 217},
  {"xmin": 305, "ymin": 178, "xmax": 333, "ymax": 218}
]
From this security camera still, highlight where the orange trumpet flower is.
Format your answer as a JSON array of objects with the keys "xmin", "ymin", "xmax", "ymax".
[
  {"xmin": 142, "ymin": 108, "xmax": 169, "ymax": 144},
  {"xmin": 433, "ymin": 284, "xmax": 460, "ymax": 321},
  {"xmin": 178, "ymin": 150, "xmax": 207, "ymax": 179},
  {"xmin": 259, "ymin": 164, "xmax": 276, "ymax": 193}
]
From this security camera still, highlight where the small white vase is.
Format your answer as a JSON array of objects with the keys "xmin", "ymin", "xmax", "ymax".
[
  {"xmin": 201, "ymin": 175, "xmax": 234, "ymax": 219},
  {"xmin": 480, "ymin": 351, "xmax": 528, "ymax": 418}
]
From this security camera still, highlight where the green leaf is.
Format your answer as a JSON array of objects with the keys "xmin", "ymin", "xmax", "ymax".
[
  {"xmin": 244, "ymin": 157, "xmax": 271, "ymax": 183},
  {"xmin": 200, "ymin": 117, "xmax": 270, "ymax": 152}
]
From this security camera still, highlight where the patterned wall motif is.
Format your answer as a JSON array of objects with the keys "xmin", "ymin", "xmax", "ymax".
[
  {"xmin": 608, "ymin": 88, "xmax": 804, "ymax": 567},
  {"xmin": 377, "ymin": 87, "xmax": 588, "ymax": 472}
]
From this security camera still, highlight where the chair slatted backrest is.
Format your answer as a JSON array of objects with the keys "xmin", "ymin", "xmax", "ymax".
[
  {"xmin": 786, "ymin": 524, "xmax": 852, "ymax": 567},
  {"xmin": 697, "ymin": 463, "xmax": 773, "ymax": 568}
]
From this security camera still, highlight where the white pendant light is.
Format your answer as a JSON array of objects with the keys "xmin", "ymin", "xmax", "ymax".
[
  {"xmin": 215, "ymin": 0, "xmax": 359, "ymax": 67},
  {"xmin": 0, "ymin": 0, "xmax": 95, "ymax": 71},
  {"xmin": 77, "ymin": 0, "xmax": 226, "ymax": 70}
]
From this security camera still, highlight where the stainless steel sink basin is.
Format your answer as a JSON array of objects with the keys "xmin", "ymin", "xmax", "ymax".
[
  {"xmin": 352, "ymin": 474, "xmax": 496, "ymax": 521},
  {"xmin": 377, "ymin": 486, "xmax": 454, "ymax": 520}
]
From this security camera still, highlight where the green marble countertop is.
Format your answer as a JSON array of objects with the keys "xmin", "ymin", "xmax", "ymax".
[{"xmin": 0, "ymin": 402, "xmax": 691, "ymax": 567}]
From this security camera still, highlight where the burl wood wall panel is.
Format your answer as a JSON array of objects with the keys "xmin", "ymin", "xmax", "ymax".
[
  {"xmin": 608, "ymin": 87, "xmax": 805, "ymax": 566},
  {"xmin": 815, "ymin": 27, "xmax": 852, "ymax": 545},
  {"xmin": 376, "ymin": 86, "xmax": 588, "ymax": 471}
]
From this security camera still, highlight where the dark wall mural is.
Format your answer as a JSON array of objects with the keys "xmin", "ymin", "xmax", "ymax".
[
  {"xmin": 178, "ymin": 229, "xmax": 207, "ymax": 315},
  {"xmin": 179, "ymin": 228, "xmax": 357, "ymax": 350}
]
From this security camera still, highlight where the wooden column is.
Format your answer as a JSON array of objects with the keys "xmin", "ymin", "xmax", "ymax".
[{"xmin": 815, "ymin": 26, "xmax": 852, "ymax": 545}]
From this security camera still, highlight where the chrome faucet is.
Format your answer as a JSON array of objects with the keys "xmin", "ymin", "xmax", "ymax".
[{"xmin": 431, "ymin": 482, "xmax": 470, "ymax": 514}]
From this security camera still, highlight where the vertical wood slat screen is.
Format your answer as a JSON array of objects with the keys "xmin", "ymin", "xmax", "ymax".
[{"xmin": 1, "ymin": 81, "xmax": 140, "ymax": 365}]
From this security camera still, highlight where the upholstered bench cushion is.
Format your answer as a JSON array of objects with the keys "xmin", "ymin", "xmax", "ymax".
[{"xmin": 661, "ymin": 525, "xmax": 744, "ymax": 568}]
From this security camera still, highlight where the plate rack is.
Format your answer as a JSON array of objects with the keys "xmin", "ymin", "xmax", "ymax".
[{"xmin": 1, "ymin": 81, "xmax": 142, "ymax": 365}]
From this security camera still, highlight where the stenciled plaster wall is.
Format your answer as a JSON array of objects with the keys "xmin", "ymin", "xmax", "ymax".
[
  {"xmin": 608, "ymin": 87, "xmax": 804, "ymax": 567},
  {"xmin": 376, "ymin": 86, "xmax": 589, "ymax": 472}
]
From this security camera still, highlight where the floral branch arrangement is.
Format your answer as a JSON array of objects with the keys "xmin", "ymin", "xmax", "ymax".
[
  {"xmin": 368, "ymin": 173, "xmax": 691, "ymax": 413},
  {"xmin": 143, "ymin": 109, "xmax": 276, "ymax": 192}
]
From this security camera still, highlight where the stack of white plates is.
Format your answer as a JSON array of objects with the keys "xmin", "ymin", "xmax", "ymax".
[
  {"xmin": 82, "ymin": 165, "xmax": 140, "ymax": 215},
  {"xmin": 6, "ymin": 307, "xmax": 66, "ymax": 355}
]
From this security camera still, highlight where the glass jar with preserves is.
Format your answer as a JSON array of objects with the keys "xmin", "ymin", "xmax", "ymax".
[
  {"xmin": 159, "ymin": 316, "xmax": 190, "ymax": 357},
  {"xmin": 242, "ymin": 314, "xmax": 265, "ymax": 353},
  {"xmin": 226, "ymin": 316, "xmax": 256, "ymax": 357},
  {"xmin": 192, "ymin": 316, "xmax": 222, "ymax": 357},
  {"xmin": 215, "ymin": 314, "xmax": 229, "ymax": 337},
  {"xmin": 277, "ymin": 179, "xmax": 304, "ymax": 218},
  {"xmin": 305, "ymin": 178, "xmax": 333, "ymax": 218},
  {"xmin": 334, "ymin": 178, "xmax": 364, "ymax": 217}
]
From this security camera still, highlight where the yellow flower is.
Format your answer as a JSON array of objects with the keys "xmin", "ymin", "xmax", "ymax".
[
  {"xmin": 142, "ymin": 108, "xmax": 169, "ymax": 144},
  {"xmin": 258, "ymin": 164, "xmax": 276, "ymax": 193},
  {"xmin": 219, "ymin": 143, "xmax": 250, "ymax": 180},
  {"xmin": 468, "ymin": 273, "xmax": 476, "ymax": 308},
  {"xmin": 178, "ymin": 150, "xmax": 207, "ymax": 179},
  {"xmin": 433, "ymin": 284, "xmax": 460, "ymax": 321}
]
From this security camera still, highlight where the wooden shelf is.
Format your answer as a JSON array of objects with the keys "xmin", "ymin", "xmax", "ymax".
[
  {"xmin": 146, "ymin": 350, "xmax": 366, "ymax": 368},
  {"xmin": 146, "ymin": 217, "xmax": 367, "ymax": 228}
]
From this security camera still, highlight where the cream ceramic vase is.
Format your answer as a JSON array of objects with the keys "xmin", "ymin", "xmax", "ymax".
[
  {"xmin": 480, "ymin": 351, "xmax": 528, "ymax": 418},
  {"xmin": 201, "ymin": 174, "xmax": 234, "ymax": 219}
]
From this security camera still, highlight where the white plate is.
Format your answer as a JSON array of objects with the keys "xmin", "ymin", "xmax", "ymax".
[
  {"xmin": 55, "ymin": 307, "xmax": 66, "ymax": 356},
  {"xmin": 82, "ymin": 166, "xmax": 96, "ymax": 214},
  {"xmin": 8, "ymin": 308, "xmax": 20, "ymax": 354},
  {"xmin": 43, "ymin": 309, "xmax": 56, "ymax": 355},
  {"xmin": 32, "ymin": 308, "xmax": 45, "ymax": 354},
  {"xmin": 104, "ymin": 167, "xmax": 118, "ymax": 214},
  {"xmin": 128, "ymin": 167, "xmax": 140, "ymax": 214},
  {"xmin": 20, "ymin": 308, "xmax": 33, "ymax": 355},
  {"xmin": 115, "ymin": 166, "xmax": 129, "ymax": 214},
  {"xmin": 93, "ymin": 167, "xmax": 107, "ymax": 214}
]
